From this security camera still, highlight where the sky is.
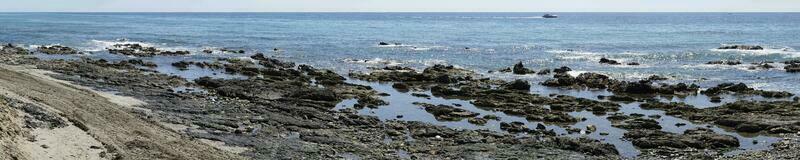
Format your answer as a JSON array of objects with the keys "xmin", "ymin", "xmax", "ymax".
[{"xmin": 1, "ymin": 0, "xmax": 799, "ymax": 12}]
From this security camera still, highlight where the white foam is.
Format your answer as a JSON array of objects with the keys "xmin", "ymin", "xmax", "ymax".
[
  {"xmin": 85, "ymin": 39, "xmax": 156, "ymax": 52},
  {"xmin": 419, "ymin": 59, "xmax": 448, "ymax": 66},
  {"xmin": 710, "ymin": 47, "xmax": 800, "ymax": 57},
  {"xmin": 342, "ymin": 58, "xmax": 403, "ymax": 66}
]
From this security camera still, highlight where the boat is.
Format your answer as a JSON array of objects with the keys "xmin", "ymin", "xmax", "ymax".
[{"xmin": 542, "ymin": 14, "xmax": 558, "ymax": 18}]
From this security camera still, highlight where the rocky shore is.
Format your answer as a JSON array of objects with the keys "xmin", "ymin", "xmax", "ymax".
[{"xmin": 2, "ymin": 43, "xmax": 800, "ymax": 159}]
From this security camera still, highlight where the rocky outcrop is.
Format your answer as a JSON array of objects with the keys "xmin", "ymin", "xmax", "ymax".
[
  {"xmin": 624, "ymin": 128, "xmax": 739, "ymax": 149},
  {"xmin": 701, "ymin": 83, "xmax": 794, "ymax": 98},
  {"xmin": 512, "ymin": 62, "xmax": 536, "ymax": 74},
  {"xmin": 38, "ymin": 45, "xmax": 79, "ymax": 54},
  {"xmin": 542, "ymin": 72, "xmax": 698, "ymax": 95},
  {"xmin": 0, "ymin": 43, "xmax": 29, "ymax": 55},
  {"xmin": 706, "ymin": 60, "xmax": 742, "ymax": 65},
  {"xmin": 414, "ymin": 102, "xmax": 479, "ymax": 121},
  {"xmin": 717, "ymin": 45, "xmax": 763, "ymax": 50},
  {"xmin": 107, "ymin": 43, "xmax": 189, "ymax": 56},
  {"xmin": 599, "ymin": 58, "xmax": 621, "ymax": 65}
]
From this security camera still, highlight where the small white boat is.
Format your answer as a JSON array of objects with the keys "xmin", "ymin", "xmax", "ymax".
[{"xmin": 542, "ymin": 14, "xmax": 558, "ymax": 18}]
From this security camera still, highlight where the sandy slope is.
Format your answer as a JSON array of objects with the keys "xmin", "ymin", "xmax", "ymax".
[{"xmin": 0, "ymin": 65, "xmax": 244, "ymax": 160}]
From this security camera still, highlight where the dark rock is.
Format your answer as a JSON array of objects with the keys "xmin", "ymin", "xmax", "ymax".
[
  {"xmin": 414, "ymin": 102, "xmax": 479, "ymax": 121},
  {"xmin": 38, "ymin": 45, "xmax": 79, "ymax": 54},
  {"xmin": 599, "ymin": 58, "xmax": 621, "ymax": 65},
  {"xmin": 786, "ymin": 63, "xmax": 800, "ymax": 73},
  {"xmin": 710, "ymin": 96, "xmax": 722, "ymax": 103},
  {"xmin": 553, "ymin": 66, "xmax": 572, "ymax": 74},
  {"xmin": 624, "ymin": 128, "xmax": 739, "ymax": 149},
  {"xmin": 503, "ymin": 80, "xmax": 531, "ymax": 91},
  {"xmin": 537, "ymin": 69, "xmax": 551, "ymax": 75},
  {"xmin": 411, "ymin": 93, "xmax": 431, "ymax": 98},
  {"xmin": 391, "ymin": 83, "xmax": 410, "ymax": 92},
  {"xmin": 512, "ymin": 62, "xmax": 535, "ymax": 75},
  {"xmin": 706, "ymin": 60, "xmax": 742, "ymax": 65},
  {"xmin": 500, "ymin": 121, "xmax": 530, "ymax": 133},
  {"xmin": 702, "ymin": 83, "xmax": 794, "ymax": 98},
  {"xmin": 612, "ymin": 118, "xmax": 661, "ymax": 130},
  {"xmin": 718, "ymin": 45, "xmax": 764, "ymax": 50},
  {"xmin": 467, "ymin": 118, "xmax": 488, "ymax": 125}
]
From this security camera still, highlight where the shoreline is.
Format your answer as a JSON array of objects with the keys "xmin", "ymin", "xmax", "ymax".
[{"xmin": 2, "ymin": 43, "xmax": 800, "ymax": 159}]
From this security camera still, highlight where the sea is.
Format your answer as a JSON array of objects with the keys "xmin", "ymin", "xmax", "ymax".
[{"xmin": 2, "ymin": 12, "xmax": 799, "ymax": 157}]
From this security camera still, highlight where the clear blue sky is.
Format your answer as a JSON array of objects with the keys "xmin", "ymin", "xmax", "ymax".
[{"xmin": 1, "ymin": 0, "xmax": 799, "ymax": 12}]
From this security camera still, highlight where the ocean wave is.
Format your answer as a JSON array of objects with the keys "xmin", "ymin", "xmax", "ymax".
[
  {"xmin": 709, "ymin": 47, "xmax": 799, "ymax": 57},
  {"xmin": 342, "ymin": 58, "xmax": 403, "ymax": 66},
  {"xmin": 679, "ymin": 63, "xmax": 775, "ymax": 72},
  {"xmin": 85, "ymin": 39, "xmax": 157, "ymax": 52},
  {"xmin": 548, "ymin": 49, "xmax": 604, "ymax": 61}
]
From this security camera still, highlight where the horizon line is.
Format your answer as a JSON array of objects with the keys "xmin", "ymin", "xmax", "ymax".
[{"xmin": 2, "ymin": 11, "xmax": 800, "ymax": 13}]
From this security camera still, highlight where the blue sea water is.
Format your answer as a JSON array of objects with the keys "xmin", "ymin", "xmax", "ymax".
[
  {"xmin": 2, "ymin": 12, "xmax": 800, "ymax": 93},
  {"xmin": 3, "ymin": 12, "xmax": 799, "ymax": 157},
  {"xmin": 2, "ymin": 12, "xmax": 800, "ymax": 94}
]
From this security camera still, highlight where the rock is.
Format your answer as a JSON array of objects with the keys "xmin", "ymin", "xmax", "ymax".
[
  {"xmin": 612, "ymin": 118, "xmax": 661, "ymax": 130},
  {"xmin": 675, "ymin": 123, "xmax": 687, "ymax": 127},
  {"xmin": 749, "ymin": 62, "xmax": 775, "ymax": 70},
  {"xmin": 537, "ymin": 69, "xmax": 551, "ymax": 75},
  {"xmin": 251, "ymin": 53, "xmax": 295, "ymax": 68},
  {"xmin": 718, "ymin": 45, "xmax": 764, "ymax": 50},
  {"xmin": 586, "ymin": 125, "xmax": 597, "ymax": 132},
  {"xmin": 503, "ymin": 79, "xmax": 531, "ymax": 91},
  {"xmin": 599, "ymin": 58, "xmax": 621, "ymax": 65},
  {"xmin": 354, "ymin": 96, "xmax": 388, "ymax": 109},
  {"xmin": 646, "ymin": 75, "xmax": 668, "ymax": 81},
  {"xmin": 500, "ymin": 121, "xmax": 530, "ymax": 133},
  {"xmin": 625, "ymin": 128, "xmax": 739, "ymax": 149},
  {"xmin": 706, "ymin": 60, "xmax": 742, "ymax": 65},
  {"xmin": 734, "ymin": 122, "xmax": 771, "ymax": 133},
  {"xmin": 482, "ymin": 115, "xmax": 500, "ymax": 120},
  {"xmin": 391, "ymin": 83, "xmax": 410, "ymax": 92},
  {"xmin": 536, "ymin": 123, "xmax": 547, "ymax": 130},
  {"xmin": 411, "ymin": 93, "xmax": 431, "ymax": 98},
  {"xmin": 512, "ymin": 62, "xmax": 535, "ymax": 75},
  {"xmin": 1, "ymin": 43, "xmax": 30, "ymax": 54},
  {"xmin": 414, "ymin": 102, "xmax": 479, "ymax": 121},
  {"xmin": 379, "ymin": 42, "xmax": 390, "ymax": 45},
  {"xmin": 171, "ymin": 61, "xmax": 192, "ymax": 70},
  {"xmin": 702, "ymin": 83, "xmax": 794, "ymax": 98},
  {"xmin": 607, "ymin": 95, "xmax": 636, "ymax": 102},
  {"xmin": 627, "ymin": 62, "xmax": 640, "ymax": 65},
  {"xmin": 786, "ymin": 64, "xmax": 800, "ymax": 73},
  {"xmin": 108, "ymin": 43, "xmax": 189, "ymax": 56},
  {"xmin": 553, "ymin": 66, "xmax": 572, "ymax": 74},
  {"xmin": 467, "ymin": 118, "xmax": 488, "ymax": 125},
  {"xmin": 710, "ymin": 96, "xmax": 722, "ymax": 103},
  {"xmin": 38, "ymin": 45, "xmax": 79, "ymax": 54}
]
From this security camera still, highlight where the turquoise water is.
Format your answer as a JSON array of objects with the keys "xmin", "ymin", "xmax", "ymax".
[{"xmin": 2, "ymin": 13, "xmax": 799, "ymax": 94}]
